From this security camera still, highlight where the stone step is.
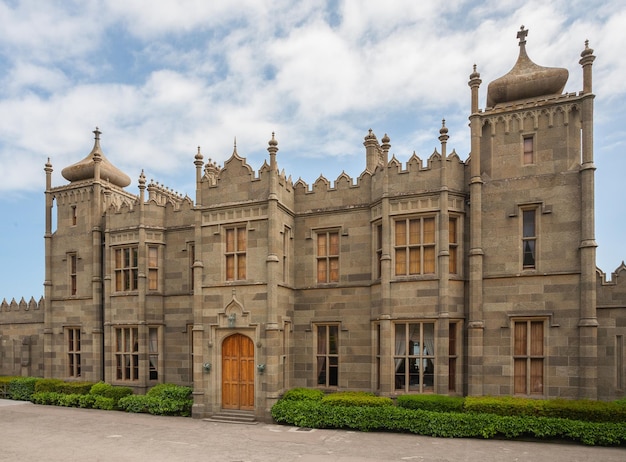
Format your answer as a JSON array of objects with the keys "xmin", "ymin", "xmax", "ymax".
[{"xmin": 204, "ymin": 410, "xmax": 258, "ymax": 425}]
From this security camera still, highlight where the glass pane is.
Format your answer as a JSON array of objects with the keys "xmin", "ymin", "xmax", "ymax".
[
  {"xmin": 395, "ymin": 220, "xmax": 406, "ymax": 246},
  {"xmin": 148, "ymin": 269, "xmax": 158, "ymax": 290},
  {"xmin": 530, "ymin": 321, "xmax": 543, "ymax": 356},
  {"xmin": 237, "ymin": 228, "xmax": 246, "ymax": 251},
  {"xmin": 423, "ymin": 323, "xmax": 434, "ymax": 356},
  {"xmin": 523, "ymin": 240, "xmax": 536, "ymax": 267},
  {"xmin": 148, "ymin": 246, "xmax": 158, "ymax": 267},
  {"xmin": 394, "ymin": 324, "xmax": 406, "ymax": 355},
  {"xmin": 423, "ymin": 246, "xmax": 435, "ymax": 273},
  {"xmin": 328, "ymin": 325, "xmax": 338, "ymax": 354},
  {"xmin": 329, "ymin": 358, "xmax": 338, "ymax": 386},
  {"xmin": 530, "ymin": 359, "xmax": 543, "ymax": 394},
  {"xmin": 514, "ymin": 358, "xmax": 527, "ymax": 394},
  {"xmin": 116, "ymin": 329, "xmax": 122, "ymax": 352},
  {"xmin": 394, "ymin": 358, "xmax": 406, "ymax": 390},
  {"xmin": 238, "ymin": 255, "xmax": 246, "ymax": 279},
  {"xmin": 132, "ymin": 328, "xmax": 138, "ymax": 351},
  {"xmin": 226, "ymin": 228, "xmax": 234, "ymax": 252},
  {"xmin": 115, "ymin": 249, "xmax": 122, "ymax": 269},
  {"xmin": 523, "ymin": 210, "xmax": 535, "ymax": 237},
  {"xmin": 395, "ymin": 248, "xmax": 406, "ymax": 275},
  {"xmin": 376, "ymin": 225, "xmax": 382, "ymax": 250},
  {"xmin": 226, "ymin": 255, "xmax": 234, "ymax": 280},
  {"xmin": 329, "ymin": 232, "xmax": 339, "ymax": 256},
  {"xmin": 329, "ymin": 257, "xmax": 339, "ymax": 282},
  {"xmin": 131, "ymin": 248, "xmax": 137, "ymax": 266},
  {"xmin": 149, "ymin": 328, "xmax": 158, "ymax": 353},
  {"xmin": 514, "ymin": 322, "xmax": 527, "ymax": 356},
  {"xmin": 408, "ymin": 219, "xmax": 420, "ymax": 245},
  {"xmin": 409, "ymin": 248, "xmax": 420, "ymax": 274},
  {"xmin": 317, "ymin": 259, "xmax": 327, "ymax": 283},
  {"xmin": 423, "ymin": 218, "xmax": 435, "ymax": 243},
  {"xmin": 317, "ymin": 326, "xmax": 327, "ymax": 355},
  {"xmin": 317, "ymin": 357, "xmax": 327, "ymax": 385},
  {"xmin": 449, "ymin": 218, "xmax": 457, "ymax": 244},
  {"xmin": 317, "ymin": 233, "xmax": 327, "ymax": 257},
  {"xmin": 123, "ymin": 248, "xmax": 130, "ymax": 267},
  {"xmin": 76, "ymin": 329, "xmax": 80, "ymax": 350},
  {"xmin": 449, "ymin": 247, "xmax": 457, "ymax": 274}
]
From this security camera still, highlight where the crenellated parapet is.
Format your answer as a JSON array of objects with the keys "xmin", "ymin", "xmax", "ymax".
[
  {"xmin": 146, "ymin": 180, "xmax": 191, "ymax": 209},
  {"xmin": 0, "ymin": 296, "xmax": 45, "ymax": 323},
  {"xmin": 596, "ymin": 263, "xmax": 626, "ymax": 308}
]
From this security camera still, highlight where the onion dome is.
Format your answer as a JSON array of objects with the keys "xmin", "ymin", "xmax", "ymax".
[
  {"xmin": 486, "ymin": 26, "xmax": 568, "ymax": 108},
  {"xmin": 61, "ymin": 128, "xmax": 131, "ymax": 188}
]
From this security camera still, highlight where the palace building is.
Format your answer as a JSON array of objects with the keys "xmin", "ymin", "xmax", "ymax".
[{"xmin": 1, "ymin": 27, "xmax": 625, "ymax": 420}]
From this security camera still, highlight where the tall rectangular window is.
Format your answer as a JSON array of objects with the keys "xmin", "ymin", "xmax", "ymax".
[
  {"xmin": 317, "ymin": 231, "xmax": 339, "ymax": 283},
  {"xmin": 617, "ymin": 335, "xmax": 624, "ymax": 390},
  {"xmin": 395, "ymin": 217, "xmax": 435, "ymax": 275},
  {"xmin": 71, "ymin": 205, "xmax": 77, "ymax": 226},
  {"xmin": 148, "ymin": 245, "xmax": 159, "ymax": 291},
  {"xmin": 376, "ymin": 223, "xmax": 383, "ymax": 279},
  {"xmin": 226, "ymin": 226, "xmax": 247, "ymax": 281},
  {"xmin": 449, "ymin": 217, "xmax": 458, "ymax": 274},
  {"xmin": 188, "ymin": 242, "xmax": 195, "ymax": 292},
  {"xmin": 115, "ymin": 247, "xmax": 138, "ymax": 291},
  {"xmin": 448, "ymin": 322, "xmax": 457, "ymax": 392},
  {"xmin": 394, "ymin": 322, "xmax": 435, "ymax": 392},
  {"xmin": 69, "ymin": 253, "xmax": 77, "ymax": 296},
  {"xmin": 67, "ymin": 328, "xmax": 81, "ymax": 378},
  {"xmin": 115, "ymin": 327, "xmax": 139, "ymax": 381},
  {"xmin": 316, "ymin": 324, "xmax": 339, "ymax": 387},
  {"xmin": 283, "ymin": 226, "xmax": 290, "ymax": 283},
  {"xmin": 522, "ymin": 210, "xmax": 536, "ymax": 269},
  {"xmin": 514, "ymin": 320, "xmax": 544, "ymax": 395},
  {"xmin": 149, "ymin": 327, "xmax": 159, "ymax": 381},
  {"xmin": 523, "ymin": 136, "xmax": 534, "ymax": 164}
]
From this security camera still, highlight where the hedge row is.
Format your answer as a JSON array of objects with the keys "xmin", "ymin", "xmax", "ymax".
[
  {"xmin": 118, "ymin": 384, "xmax": 193, "ymax": 416},
  {"xmin": 271, "ymin": 399, "xmax": 626, "ymax": 446}
]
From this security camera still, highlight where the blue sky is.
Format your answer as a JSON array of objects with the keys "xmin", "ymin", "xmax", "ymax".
[{"xmin": 1, "ymin": 0, "xmax": 625, "ymax": 301}]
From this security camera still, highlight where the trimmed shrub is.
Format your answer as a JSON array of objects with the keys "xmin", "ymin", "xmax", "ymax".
[
  {"xmin": 397, "ymin": 394, "xmax": 465, "ymax": 413},
  {"xmin": 31, "ymin": 391, "xmax": 63, "ymax": 406},
  {"xmin": 280, "ymin": 387, "xmax": 324, "ymax": 402},
  {"xmin": 118, "ymin": 395, "xmax": 150, "ymax": 414},
  {"xmin": 35, "ymin": 379, "xmax": 94, "ymax": 395},
  {"xmin": 147, "ymin": 383, "xmax": 192, "ymax": 401},
  {"xmin": 34, "ymin": 379, "xmax": 66, "ymax": 393},
  {"xmin": 322, "ymin": 391, "xmax": 393, "ymax": 407},
  {"xmin": 89, "ymin": 382, "xmax": 133, "ymax": 408},
  {"xmin": 8, "ymin": 377, "xmax": 40, "ymax": 401},
  {"xmin": 93, "ymin": 396, "xmax": 115, "ymax": 411}
]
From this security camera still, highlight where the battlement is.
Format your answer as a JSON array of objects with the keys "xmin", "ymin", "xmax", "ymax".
[{"xmin": 0, "ymin": 297, "xmax": 45, "ymax": 324}]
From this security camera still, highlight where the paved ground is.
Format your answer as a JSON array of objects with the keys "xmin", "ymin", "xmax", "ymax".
[{"xmin": 0, "ymin": 399, "xmax": 624, "ymax": 462}]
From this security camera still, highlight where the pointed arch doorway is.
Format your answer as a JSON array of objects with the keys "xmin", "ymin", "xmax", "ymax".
[{"xmin": 222, "ymin": 333, "xmax": 255, "ymax": 410}]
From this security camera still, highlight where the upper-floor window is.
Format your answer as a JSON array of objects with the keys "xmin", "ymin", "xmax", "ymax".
[
  {"xmin": 69, "ymin": 253, "xmax": 77, "ymax": 296},
  {"xmin": 147, "ymin": 245, "xmax": 159, "ymax": 291},
  {"xmin": 376, "ymin": 223, "xmax": 383, "ymax": 279},
  {"xmin": 449, "ymin": 217, "xmax": 458, "ymax": 274},
  {"xmin": 67, "ymin": 328, "xmax": 81, "ymax": 378},
  {"xmin": 523, "ymin": 135, "xmax": 534, "ymax": 165},
  {"xmin": 522, "ymin": 209, "xmax": 537, "ymax": 269},
  {"xmin": 226, "ymin": 226, "xmax": 247, "ymax": 281},
  {"xmin": 513, "ymin": 319, "xmax": 544, "ymax": 395},
  {"xmin": 115, "ymin": 247, "xmax": 138, "ymax": 291},
  {"xmin": 316, "ymin": 230, "xmax": 339, "ymax": 283},
  {"xmin": 394, "ymin": 217, "xmax": 435, "ymax": 276}
]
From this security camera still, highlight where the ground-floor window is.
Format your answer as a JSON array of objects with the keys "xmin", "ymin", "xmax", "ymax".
[
  {"xmin": 67, "ymin": 328, "xmax": 81, "ymax": 378},
  {"xmin": 316, "ymin": 324, "xmax": 339, "ymax": 387},
  {"xmin": 149, "ymin": 327, "xmax": 159, "ymax": 381},
  {"xmin": 513, "ymin": 319, "xmax": 544, "ymax": 395},
  {"xmin": 116, "ymin": 327, "xmax": 139, "ymax": 381},
  {"xmin": 394, "ymin": 322, "xmax": 435, "ymax": 392}
]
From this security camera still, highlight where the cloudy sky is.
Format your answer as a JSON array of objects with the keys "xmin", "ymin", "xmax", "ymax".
[{"xmin": 1, "ymin": 0, "xmax": 625, "ymax": 301}]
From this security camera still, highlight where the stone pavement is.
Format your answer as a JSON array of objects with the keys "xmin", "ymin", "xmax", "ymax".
[{"xmin": 0, "ymin": 399, "xmax": 624, "ymax": 462}]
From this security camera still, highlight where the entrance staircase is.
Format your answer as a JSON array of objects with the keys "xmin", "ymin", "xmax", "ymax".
[{"xmin": 204, "ymin": 409, "xmax": 257, "ymax": 425}]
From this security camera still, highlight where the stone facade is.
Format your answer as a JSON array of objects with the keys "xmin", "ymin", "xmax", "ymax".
[{"xmin": 1, "ymin": 28, "xmax": 625, "ymax": 420}]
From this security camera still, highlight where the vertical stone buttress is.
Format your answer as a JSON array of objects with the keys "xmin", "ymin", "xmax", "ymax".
[
  {"xmin": 192, "ymin": 149, "xmax": 206, "ymax": 417},
  {"xmin": 467, "ymin": 66, "xmax": 485, "ymax": 395},
  {"xmin": 374, "ymin": 133, "xmax": 393, "ymax": 394},
  {"xmin": 265, "ymin": 133, "xmax": 281, "ymax": 411},
  {"xmin": 43, "ymin": 159, "xmax": 54, "ymax": 377},
  {"xmin": 137, "ymin": 171, "xmax": 148, "ymax": 390},
  {"xmin": 91, "ymin": 133, "xmax": 104, "ymax": 382},
  {"xmin": 436, "ymin": 121, "xmax": 451, "ymax": 394},
  {"xmin": 578, "ymin": 41, "xmax": 598, "ymax": 398}
]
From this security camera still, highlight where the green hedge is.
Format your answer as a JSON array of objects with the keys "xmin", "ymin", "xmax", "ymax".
[
  {"xmin": 271, "ymin": 399, "xmax": 626, "ymax": 446},
  {"xmin": 464, "ymin": 396, "xmax": 626, "ymax": 423},
  {"xmin": 322, "ymin": 392, "xmax": 393, "ymax": 407},
  {"xmin": 35, "ymin": 379, "xmax": 95, "ymax": 395},
  {"xmin": 397, "ymin": 394, "xmax": 465, "ymax": 413}
]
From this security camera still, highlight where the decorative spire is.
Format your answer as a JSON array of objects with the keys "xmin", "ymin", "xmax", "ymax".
[
  {"xmin": 517, "ymin": 25, "xmax": 528, "ymax": 47},
  {"xmin": 138, "ymin": 169, "xmax": 146, "ymax": 188},
  {"xmin": 439, "ymin": 119, "xmax": 449, "ymax": 142}
]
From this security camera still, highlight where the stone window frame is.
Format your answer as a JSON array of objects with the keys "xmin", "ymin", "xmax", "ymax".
[
  {"xmin": 115, "ymin": 326, "xmax": 139, "ymax": 381},
  {"xmin": 66, "ymin": 327, "xmax": 81, "ymax": 378},
  {"xmin": 522, "ymin": 133, "xmax": 536, "ymax": 165},
  {"xmin": 315, "ymin": 229, "xmax": 340, "ymax": 284},
  {"xmin": 393, "ymin": 321, "xmax": 436, "ymax": 394},
  {"xmin": 315, "ymin": 323, "xmax": 339, "ymax": 388},
  {"xmin": 393, "ymin": 215, "xmax": 437, "ymax": 277},
  {"xmin": 512, "ymin": 317, "xmax": 546, "ymax": 396},
  {"xmin": 114, "ymin": 246, "xmax": 139, "ymax": 292},
  {"xmin": 225, "ymin": 224, "xmax": 247, "ymax": 281}
]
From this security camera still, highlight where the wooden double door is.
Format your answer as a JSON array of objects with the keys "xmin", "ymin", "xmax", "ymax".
[{"xmin": 222, "ymin": 334, "xmax": 255, "ymax": 410}]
